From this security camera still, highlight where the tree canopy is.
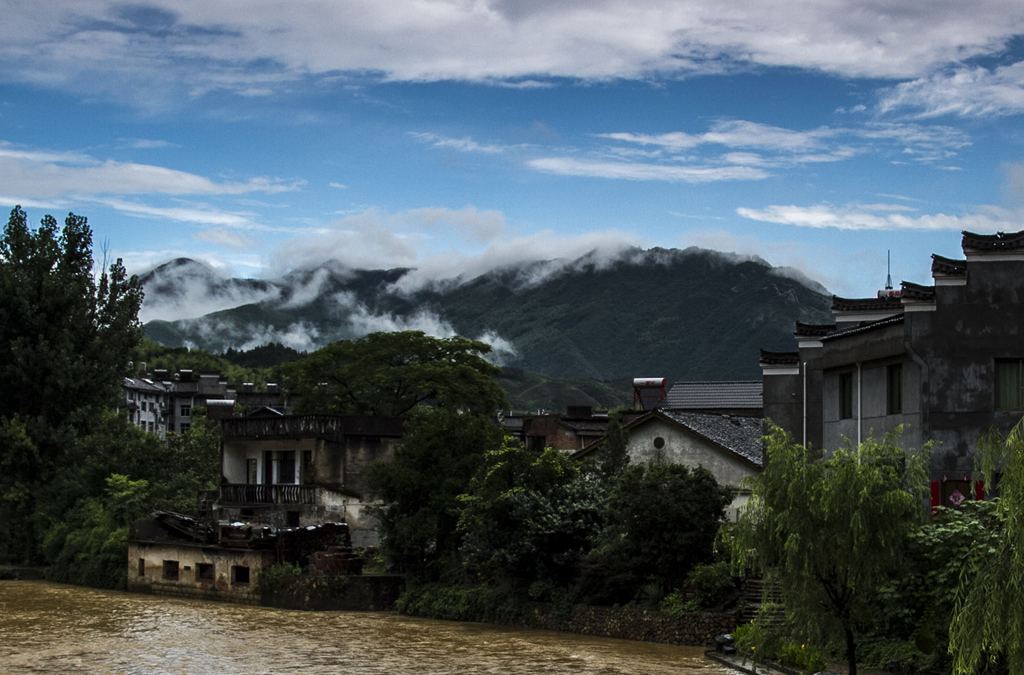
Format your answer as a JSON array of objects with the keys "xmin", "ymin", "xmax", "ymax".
[
  {"xmin": 0, "ymin": 207, "xmax": 143, "ymax": 562},
  {"xmin": 285, "ymin": 331, "xmax": 507, "ymax": 416},
  {"xmin": 732, "ymin": 426, "xmax": 929, "ymax": 675},
  {"xmin": 948, "ymin": 419, "xmax": 1024, "ymax": 674}
]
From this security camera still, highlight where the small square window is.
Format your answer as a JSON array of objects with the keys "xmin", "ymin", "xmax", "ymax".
[
  {"xmin": 162, "ymin": 560, "xmax": 179, "ymax": 581},
  {"xmin": 232, "ymin": 565, "xmax": 250, "ymax": 585},
  {"xmin": 196, "ymin": 562, "xmax": 215, "ymax": 582}
]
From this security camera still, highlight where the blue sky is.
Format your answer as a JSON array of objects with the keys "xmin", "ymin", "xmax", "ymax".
[{"xmin": 2, "ymin": 1, "xmax": 1024, "ymax": 296}]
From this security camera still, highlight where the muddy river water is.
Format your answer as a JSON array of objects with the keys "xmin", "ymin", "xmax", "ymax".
[{"xmin": 0, "ymin": 581, "xmax": 732, "ymax": 674}]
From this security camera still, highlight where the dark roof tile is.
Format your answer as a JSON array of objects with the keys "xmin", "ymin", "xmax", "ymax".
[
  {"xmin": 821, "ymin": 314, "xmax": 904, "ymax": 342},
  {"xmin": 962, "ymin": 229, "xmax": 1024, "ymax": 252},
  {"xmin": 759, "ymin": 349, "xmax": 799, "ymax": 366},
  {"xmin": 663, "ymin": 380, "xmax": 762, "ymax": 410},
  {"xmin": 658, "ymin": 410, "xmax": 764, "ymax": 467},
  {"xmin": 900, "ymin": 280, "xmax": 935, "ymax": 302},
  {"xmin": 931, "ymin": 253, "xmax": 966, "ymax": 276},
  {"xmin": 832, "ymin": 295, "xmax": 903, "ymax": 312}
]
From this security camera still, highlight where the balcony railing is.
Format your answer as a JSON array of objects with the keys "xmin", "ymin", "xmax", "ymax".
[
  {"xmin": 220, "ymin": 483, "xmax": 320, "ymax": 506},
  {"xmin": 221, "ymin": 414, "xmax": 402, "ymax": 442}
]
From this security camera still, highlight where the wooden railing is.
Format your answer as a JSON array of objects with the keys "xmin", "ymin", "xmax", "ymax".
[
  {"xmin": 221, "ymin": 415, "xmax": 402, "ymax": 442},
  {"xmin": 220, "ymin": 483, "xmax": 320, "ymax": 505}
]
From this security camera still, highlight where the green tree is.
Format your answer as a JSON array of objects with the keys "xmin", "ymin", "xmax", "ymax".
[
  {"xmin": 948, "ymin": 419, "xmax": 1024, "ymax": 674},
  {"xmin": 286, "ymin": 331, "xmax": 506, "ymax": 416},
  {"xmin": 457, "ymin": 439, "xmax": 605, "ymax": 593},
  {"xmin": 369, "ymin": 407, "xmax": 503, "ymax": 580},
  {"xmin": 732, "ymin": 427, "xmax": 929, "ymax": 675},
  {"xmin": 579, "ymin": 462, "xmax": 730, "ymax": 604},
  {"xmin": 0, "ymin": 207, "xmax": 143, "ymax": 562}
]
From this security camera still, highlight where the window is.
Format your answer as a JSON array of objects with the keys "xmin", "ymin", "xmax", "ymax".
[
  {"xmin": 196, "ymin": 562, "xmax": 214, "ymax": 582},
  {"xmin": 180, "ymin": 405, "xmax": 191, "ymax": 417},
  {"xmin": 162, "ymin": 560, "xmax": 179, "ymax": 581},
  {"xmin": 232, "ymin": 565, "xmax": 250, "ymax": 585},
  {"xmin": 246, "ymin": 458, "xmax": 258, "ymax": 485},
  {"xmin": 286, "ymin": 510, "xmax": 301, "ymax": 527},
  {"xmin": 996, "ymin": 359, "xmax": 1024, "ymax": 411},
  {"xmin": 277, "ymin": 451, "xmax": 296, "ymax": 485},
  {"xmin": 887, "ymin": 364, "xmax": 903, "ymax": 415},
  {"xmin": 138, "ymin": 558, "xmax": 145, "ymax": 577},
  {"xmin": 653, "ymin": 436, "xmax": 666, "ymax": 449},
  {"xmin": 301, "ymin": 450, "xmax": 313, "ymax": 484},
  {"xmin": 179, "ymin": 423, "xmax": 190, "ymax": 434},
  {"xmin": 839, "ymin": 372, "xmax": 854, "ymax": 419}
]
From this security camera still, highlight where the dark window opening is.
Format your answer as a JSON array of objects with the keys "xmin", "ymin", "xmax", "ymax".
[
  {"xmin": 196, "ymin": 562, "xmax": 214, "ymax": 581},
  {"xmin": 996, "ymin": 359, "xmax": 1024, "ymax": 411},
  {"xmin": 232, "ymin": 565, "xmax": 250, "ymax": 585},
  {"xmin": 653, "ymin": 436, "xmax": 666, "ymax": 449},
  {"xmin": 887, "ymin": 364, "xmax": 903, "ymax": 415},
  {"xmin": 301, "ymin": 450, "xmax": 313, "ymax": 484},
  {"xmin": 246, "ymin": 458, "xmax": 257, "ymax": 485},
  {"xmin": 162, "ymin": 560, "xmax": 179, "ymax": 581},
  {"xmin": 839, "ymin": 372, "xmax": 854, "ymax": 419},
  {"xmin": 137, "ymin": 558, "xmax": 145, "ymax": 577},
  {"xmin": 240, "ymin": 508, "xmax": 254, "ymax": 518},
  {"xmin": 278, "ymin": 450, "xmax": 296, "ymax": 484},
  {"xmin": 287, "ymin": 510, "xmax": 301, "ymax": 527}
]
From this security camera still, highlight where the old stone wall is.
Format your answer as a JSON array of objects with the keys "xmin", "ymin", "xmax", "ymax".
[
  {"xmin": 127, "ymin": 541, "xmax": 273, "ymax": 603},
  {"xmin": 261, "ymin": 574, "xmax": 405, "ymax": 611},
  {"xmin": 526, "ymin": 604, "xmax": 737, "ymax": 646}
]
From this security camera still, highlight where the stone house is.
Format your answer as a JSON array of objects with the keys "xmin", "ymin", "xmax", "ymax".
[
  {"xmin": 761, "ymin": 229, "xmax": 1024, "ymax": 507},
  {"xmin": 215, "ymin": 413, "xmax": 403, "ymax": 546},
  {"xmin": 576, "ymin": 409, "xmax": 764, "ymax": 520}
]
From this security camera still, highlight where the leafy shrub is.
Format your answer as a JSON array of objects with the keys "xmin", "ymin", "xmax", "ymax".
[
  {"xmin": 777, "ymin": 641, "xmax": 828, "ymax": 674},
  {"xmin": 256, "ymin": 562, "xmax": 304, "ymax": 598},
  {"xmin": 396, "ymin": 583, "xmax": 530, "ymax": 625},
  {"xmin": 686, "ymin": 561, "xmax": 736, "ymax": 609},
  {"xmin": 733, "ymin": 621, "xmax": 769, "ymax": 658},
  {"xmin": 659, "ymin": 590, "xmax": 699, "ymax": 618}
]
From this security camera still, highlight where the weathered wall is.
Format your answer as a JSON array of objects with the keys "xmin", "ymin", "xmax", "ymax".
[
  {"xmin": 262, "ymin": 574, "xmax": 405, "ymax": 611},
  {"xmin": 127, "ymin": 542, "xmax": 273, "ymax": 603},
  {"xmin": 762, "ymin": 372, "xmax": 802, "ymax": 446},
  {"xmin": 626, "ymin": 418, "xmax": 758, "ymax": 519}
]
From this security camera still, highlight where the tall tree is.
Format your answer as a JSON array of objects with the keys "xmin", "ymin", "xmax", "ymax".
[
  {"xmin": 368, "ymin": 407, "xmax": 503, "ymax": 580},
  {"xmin": 732, "ymin": 427, "xmax": 929, "ymax": 675},
  {"xmin": 948, "ymin": 419, "xmax": 1024, "ymax": 674},
  {"xmin": 286, "ymin": 331, "xmax": 506, "ymax": 416},
  {"xmin": 0, "ymin": 207, "xmax": 143, "ymax": 562}
]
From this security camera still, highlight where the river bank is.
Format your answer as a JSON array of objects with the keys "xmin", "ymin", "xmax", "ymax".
[
  {"xmin": 396, "ymin": 583, "xmax": 738, "ymax": 647},
  {"xmin": 0, "ymin": 580, "xmax": 733, "ymax": 674}
]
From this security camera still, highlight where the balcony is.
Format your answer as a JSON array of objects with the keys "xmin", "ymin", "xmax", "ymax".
[{"xmin": 220, "ymin": 483, "xmax": 320, "ymax": 506}]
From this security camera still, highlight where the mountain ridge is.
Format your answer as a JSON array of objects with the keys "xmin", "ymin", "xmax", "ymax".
[{"xmin": 140, "ymin": 246, "xmax": 832, "ymax": 381}]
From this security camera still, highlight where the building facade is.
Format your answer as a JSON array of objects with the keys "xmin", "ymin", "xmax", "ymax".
[
  {"xmin": 762, "ymin": 230, "xmax": 1024, "ymax": 499},
  {"xmin": 215, "ymin": 414, "xmax": 403, "ymax": 547}
]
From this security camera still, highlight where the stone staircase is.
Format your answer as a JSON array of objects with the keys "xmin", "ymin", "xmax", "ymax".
[{"xmin": 739, "ymin": 577, "xmax": 785, "ymax": 626}]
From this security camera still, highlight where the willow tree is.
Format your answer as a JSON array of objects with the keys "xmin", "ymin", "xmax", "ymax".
[
  {"xmin": 732, "ymin": 426, "xmax": 929, "ymax": 675},
  {"xmin": 949, "ymin": 419, "xmax": 1024, "ymax": 674}
]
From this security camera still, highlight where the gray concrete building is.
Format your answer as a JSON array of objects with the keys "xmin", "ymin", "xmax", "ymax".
[{"xmin": 761, "ymin": 229, "xmax": 1024, "ymax": 505}]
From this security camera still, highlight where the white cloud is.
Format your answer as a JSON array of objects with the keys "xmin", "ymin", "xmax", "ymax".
[
  {"xmin": 3, "ymin": 1, "xmax": 1024, "ymax": 107},
  {"xmin": 0, "ymin": 140, "xmax": 303, "ymax": 200},
  {"xmin": 195, "ymin": 228, "xmax": 255, "ymax": 249},
  {"xmin": 737, "ymin": 203, "xmax": 1023, "ymax": 232},
  {"xmin": 527, "ymin": 157, "xmax": 770, "ymax": 182},
  {"xmin": 409, "ymin": 132, "xmax": 508, "ymax": 154},
  {"xmin": 594, "ymin": 119, "xmax": 969, "ymax": 171},
  {"xmin": 121, "ymin": 138, "xmax": 179, "ymax": 149},
  {"xmin": 328, "ymin": 181, "xmax": 349, "ymax": 190},
  {"xmin": 879, "ymin": 61, "xmax": 1024, "ymax": 118}
]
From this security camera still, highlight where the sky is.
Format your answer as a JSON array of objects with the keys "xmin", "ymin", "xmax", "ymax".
[{"xmin": 2, "ymin": 1, "xmax": 1024, "ymax": 296}]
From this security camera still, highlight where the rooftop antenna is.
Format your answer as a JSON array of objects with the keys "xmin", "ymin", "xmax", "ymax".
[{"xmin": 885, "ymin": 249, "xmax": 893, "ymax": 290}]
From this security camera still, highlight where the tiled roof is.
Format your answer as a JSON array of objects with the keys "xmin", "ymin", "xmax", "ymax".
[
  {"xmin": 759, "ymin": 349, "xmax": 799, "ymax": 366},
  {"xmin": 794, "ymin": 322, "xmax": 836, "ymax": 338},
  {"xmin": 900, "ymin": 280, "xmax": 935, "ymax": 302},
  {"xmin": 962, "ymin": 229, "xmax": 1024, "ymax": 252},
  {"xmin": 124, "ymin": 377, "xmax": 168, "ymax": 393},
  {"xmin": 832, "ymin": 295, "xmax": 903, "ymax": 312},
  {"xmin": 821, "ymin": 313, "xmax": 904, "ymax": 342},
  {"xmin": 658, "ymin": 410, "xmax": 764, "ymax": 467},
  {"xmin": 931, "ymin": 253, "xmax": 966, "ymax": 276},
  {"xmin": 663, "ymin": 380, "xmax": 762, "ymax": 410}
]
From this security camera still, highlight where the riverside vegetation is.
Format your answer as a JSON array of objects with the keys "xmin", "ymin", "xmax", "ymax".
[{"xmin": 5, "ymin": 209, "xmax": 1024, "ymax": 673}]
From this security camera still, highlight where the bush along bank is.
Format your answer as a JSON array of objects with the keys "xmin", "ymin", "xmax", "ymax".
[{"xmin": 396, "ymin": 584, "xmax": 737, "ymax": 646}]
